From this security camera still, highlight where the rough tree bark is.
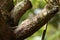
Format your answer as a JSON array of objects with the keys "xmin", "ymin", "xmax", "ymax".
[{"xmin": 0, "ymin": 0, "xmax": 60, "ymax": 40}]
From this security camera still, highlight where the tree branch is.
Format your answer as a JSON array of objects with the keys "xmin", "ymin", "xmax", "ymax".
[
  {"xmin": 0, "ymin": 0, "xmax": 14, "ymax": 12},
  {"xmin": 0, "ymin": 0, "xmax": 14, "ymax": 27},
  {"xmin": 14, "ymin": 4, "xmax": 59, "ymax": 40},
  {"xmin": 41, "ymin": 23, "xmax": 48, "ymax": 40},
  {"xmin": 0, "ymin": 10, "xmax": 15, "ymax": 40},
  {"xmin": 10, "ymin": 0, "xmax": 32, "ymax": 26}
]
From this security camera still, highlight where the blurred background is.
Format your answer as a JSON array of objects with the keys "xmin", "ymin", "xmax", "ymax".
[{"xmin": 13, "ymin": 0, "xmax": 60, "ymax": 40}]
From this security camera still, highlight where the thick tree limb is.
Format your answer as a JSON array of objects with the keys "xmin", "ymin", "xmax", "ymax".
[
  {"xmin": 0, "ymin": 0, "xmax": 32, "ymax": 27},
  {"xmin": 0, "ymin": 0, "xmax": 16, "ymax": 40},
  {"xmin": 0, "ymin": 0, "xmax": 14, "ymax": 12},
  {"xmin": 0, "ymin": 0, "xmax": 14, "ymax": 27},
  {"xmin": 0, "ymin": 10, "xmax": 15, "ymax": 40},
  {"xmin": 11, "ymin": 0, "xmax": 32, "ymax": 26},
  {"xmin": 14, "ymin": 5, "xmax": 59, "ymax": 40}
]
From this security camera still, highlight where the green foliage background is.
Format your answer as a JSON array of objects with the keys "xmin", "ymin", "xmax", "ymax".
[{"xmin": 13, "ymin": 0, "xmax": 60, "ymax": 40}]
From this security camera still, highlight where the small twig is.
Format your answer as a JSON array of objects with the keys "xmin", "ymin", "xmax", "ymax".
[{"xmin": 41, "ymin": 22, "xmax": 48, "ymax": 40}]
